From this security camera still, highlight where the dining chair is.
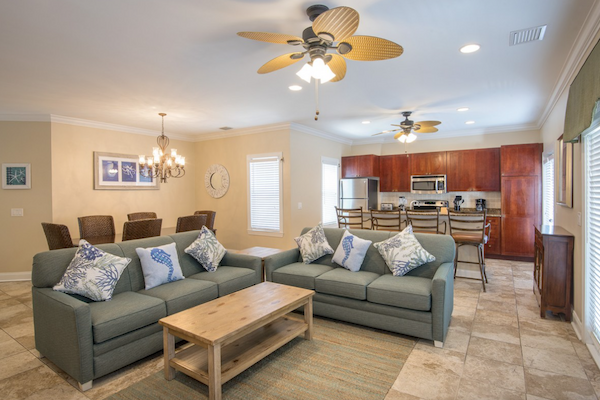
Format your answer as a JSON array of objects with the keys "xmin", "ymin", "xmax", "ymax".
[
  {"xmin": 405, "ymin": 209, "xmax": 447, "ymax": 234},
  {"xmin": 77, "ymin": 215, "xmax": 116, "ymax": 244},
  {"xmin": 447, "ymin": 210, "xmax": 490, "ymax": 292},
  {"xmin": 41, "ymin": 222, "xmax": 76, "ymax": 250},
  {"xmin": 194, "ymin": 210, "xmax": 216, "ymax": 230},
  {"xmin": 370, "ymin": 210, "xmax": 405, "ymax": 231},
  {"xmin": 176, "ymin": 214, "xmax": 208, "ymax": 233},
  {"xmin": 127, "ymin": 212, "xmax": 157, "ymax": 221},
  {"xmin": 335, "ymin": 206, "xmax": 364, "ymax": 229},
  {"xmin": 122, "ymin": 218, "xmax": 163, "ymax": 241}
]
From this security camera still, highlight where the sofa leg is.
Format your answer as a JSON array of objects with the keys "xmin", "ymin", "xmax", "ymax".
[
  {"xmin": 434, "ymin": 340, "xmax": 444, "ymax": 348},
  {"xmin": 78, "ymin": 381, "xmax": 92, "ymax": 392}
]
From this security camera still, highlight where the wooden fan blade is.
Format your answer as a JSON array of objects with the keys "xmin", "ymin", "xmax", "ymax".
[
  {"xmin": 328, "ymin": 54, "xmax": 346, "ymax": 82},
  {"xmin": 257, "ymin": 53, "xmax": 304, "ymax": 74},
  {"xmin": 237, "ymin": 32, "xmax": 303, "ymax": 45},
  {"xmin": 416, "ymin": 120, "xmax": 441, "ymax": 127},
  {"xmin": 394, "ymin": 132, "xmax": 405, "ymax": 140},
  {"xmin": 339, "ymin": 36, "xmax": 403, "ymax": 61},
  {"xmin": 313, "ymin": 6, "xmax": 359, "ymax": 42},
  {"xmin": 372, "ymin": 129, "xmax": 400, "ymax": 136},
  {"xmin": 413, "ymin": 126, "xmax": 438, "ymax": 133}
]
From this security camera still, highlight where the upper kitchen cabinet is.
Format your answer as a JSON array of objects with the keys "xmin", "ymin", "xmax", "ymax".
[
  {"xmin": 341, "ymin": 155, "xmax": 380, "ymax": 178},
  {"xmin": 501, "ymin": 143, "xmax": 542, "ymax": 176},
  {"xmin": 447, "ymin": 148, "xmax": 500, "ymax": 191},
  {"xmin": 410, "ymin": 151, "xmax": 447, "ymax": 176},
  {"xmin": 379, "ymin": 154, "xmax": 410, "ymax": 192}
]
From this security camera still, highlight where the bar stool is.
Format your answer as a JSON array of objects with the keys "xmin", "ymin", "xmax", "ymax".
[
  {"xmin": 335, "ymin": 207, "xmax": 364, "ymax": 229},
  {"xmin": 405, "ymin": 209, "xmax": 447, "ymax": 234},
  {"xmin": 447, "ymin": 210, "xmax": 491, "ymax": 291}
]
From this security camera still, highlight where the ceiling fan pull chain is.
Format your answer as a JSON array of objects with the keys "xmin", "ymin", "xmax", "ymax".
[{"xmin": 315, "ymin": 78, "xmax": 320, "ymax": 121}]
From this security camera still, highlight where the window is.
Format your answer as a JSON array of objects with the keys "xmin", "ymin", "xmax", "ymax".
[
  {"xmin": 542, "ymin": 154, "xmax": 554, "ymax": 225},
  {"xmin": 322, "ymin": 157, "xmax": 339, "ymax": 226},
  {"xmin": 247, "ymin": 153, "xmax": 283, "ymax": 236}
]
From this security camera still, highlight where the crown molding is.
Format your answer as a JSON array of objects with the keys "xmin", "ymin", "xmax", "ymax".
[
  {"xmin": 537, "ymin": 0, "xmax": 600, "ymax": 129},
  {"xmin": 289, "ymin": 122, "xmax": 353, "ymax": 145},
  {"xmin": 192, "ymin": 122, "xmax": 291, "ymax": 142},
  {"xmin": 0, "ymin": 114, "xmax": 51, "ymax": 122}
]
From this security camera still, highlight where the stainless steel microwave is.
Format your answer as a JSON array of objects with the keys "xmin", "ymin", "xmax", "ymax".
[{"xmin": 411, "ymin": 175, "xmax": 446, "ymax": 194}]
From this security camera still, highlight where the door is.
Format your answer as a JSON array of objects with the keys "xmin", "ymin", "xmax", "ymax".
[
  {"xmin": 501, "ymin": 176, "xmax": 539, "ymax": 257},
  {"xmin": 501, "ymin": 144, "xmax": 542, "ymax": 177},
  {"xmin": 340, "ymin": 179, "xmax": 367, "ymax": 199}
]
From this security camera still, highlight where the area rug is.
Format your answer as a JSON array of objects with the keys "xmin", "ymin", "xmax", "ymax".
[{"xmin": 106, "ymin": 317, "xmax": 416, "ymax": 400}]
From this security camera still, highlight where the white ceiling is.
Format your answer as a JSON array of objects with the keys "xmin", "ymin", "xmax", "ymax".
[{"xmin": 0, "ymin": 0, "xmax": 599, "ymax": 143}]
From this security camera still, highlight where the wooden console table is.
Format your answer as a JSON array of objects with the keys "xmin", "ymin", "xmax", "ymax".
[{"xmin": 533, "ymin": 225, "xmax": 574, "ymax": 321}]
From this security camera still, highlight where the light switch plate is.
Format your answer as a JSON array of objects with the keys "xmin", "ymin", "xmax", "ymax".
[
  {"xmin": 298, "ymin": 202, "xmax": 303, "ymax": 210},
  {"xmin": 11, "ymin": 208, "xmax": 24, "ymax": 217}
]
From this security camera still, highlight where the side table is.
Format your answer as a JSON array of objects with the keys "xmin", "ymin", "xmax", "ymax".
[{"xmin": 228, "ymin": 247, "xmax": 285, "ymax": 281}]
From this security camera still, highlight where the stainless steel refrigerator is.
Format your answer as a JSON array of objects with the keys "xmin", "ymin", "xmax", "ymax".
[{"xmin": 339, "ymin": 178, "xmax": 378, "ymax": 210}]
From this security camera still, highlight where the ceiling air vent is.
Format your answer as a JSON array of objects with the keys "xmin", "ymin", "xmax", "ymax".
[
  {"xmin": 509, "ymin": 25, "xmax": 547, "ymax": 46},
  {"xmin": 219, "ymin": 126, "xmax": 233, "ymax": 130}
]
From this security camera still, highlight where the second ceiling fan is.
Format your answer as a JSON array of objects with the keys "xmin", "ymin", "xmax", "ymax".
[{"xmin": 372, "ymin": 112, "xmax": 441, "ymax": 143}]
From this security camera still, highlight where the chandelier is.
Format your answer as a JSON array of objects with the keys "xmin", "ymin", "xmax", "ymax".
[{"xmin": 139, "ymin": 113, "xmax": 185, "ymax": 183}]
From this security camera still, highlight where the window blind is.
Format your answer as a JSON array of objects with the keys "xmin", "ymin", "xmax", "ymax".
[
  {"xmin": 542, "ymin": 155, "xmax": 554, "ymax": 225},
  {"xmin": 247, "ymin": 153, "xmax": 282, "ymax": 234},
  {"xmin": 321, "ymin": 158, "xmax": 339, "ymax": 225},
  {"xmin": 586, "ymin": 128, "xmax": 600, "ymax": 344}
]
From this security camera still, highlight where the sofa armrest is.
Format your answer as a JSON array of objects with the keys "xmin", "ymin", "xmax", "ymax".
[
  {"xmin": 431, "ymin": 262, "xmax": 454, "ymax": 343},
  {"xmin": 264, "ymin": 248, "xmax": 300, "ymax": 282},
  {"xmin": 221, "ymin": 252, "xmax": 263, "ymax": 283},
  {"xmin": 32, "ymin": 287, "xmax": 94, "ymax": 385}
]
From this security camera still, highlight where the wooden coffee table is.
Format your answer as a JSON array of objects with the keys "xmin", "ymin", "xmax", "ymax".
[{"xmin": 159, "ymin": 282, "xmax": 314, "ymax": 400}]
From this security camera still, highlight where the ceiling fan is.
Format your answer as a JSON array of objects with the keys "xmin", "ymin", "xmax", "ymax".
[
  {"xmin": 372, "ymin": 112, "xmax": 441, "ymax": 143},
  {"xmin": 237, "ymin": 4, "xmax": 403, "ymax": 84}
]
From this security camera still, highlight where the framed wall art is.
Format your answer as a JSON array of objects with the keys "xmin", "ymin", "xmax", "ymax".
[
  {"xmin": 94, "ymin": 152, "xmax": 159, "ymax": 190},
  {"xmin": 556, "ymin": 134, "xmax": 573, "ymax": 208},
  {"xmin": 2, "ymin": 163, "xmax": 31, "ymax": 189}
]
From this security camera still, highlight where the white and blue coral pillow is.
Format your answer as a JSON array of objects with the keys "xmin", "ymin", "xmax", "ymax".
[
  {"xmin": 373, "ymin": 226, "xmax": 436, "ymax": 276},
  {"xmin": 184, "ymin": 226, "xmax": 226, "ymax": 272},
  {"xmin": 53, "ymin": 240, "xmax": 131, "ymax": 301},
  {"xmin": 332, "ymin": 230, "xmax": 372, "ymax": 272},
  {"xmin": 294, "ymin": 223, "xmax": 334, "ymax": 264},
  {"xmin": 136, "ymin": 243, "xmax": 185, "ymax": 290}
]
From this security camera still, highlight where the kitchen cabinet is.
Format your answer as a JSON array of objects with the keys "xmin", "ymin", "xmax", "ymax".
[
  {"xmin": 500, "ymin": 143, "xmax": 542, "ymax": 258},
  {"xmin": 341, "ymin": 155, "xmax": 380, "ymax": 178},
  {"xmin": 447, "ymin": 148, "xmax": 500, "ymax": 191},
  {"xmin": 379, "ymin": 154, "xmax": 410, "ymax": 192},
  {"xmin": 410, "ymin": 151, "xmax": 446, "ymax": 176},
  {"xmin": 534, "ymin": 225, "xmax": 574, "ymax": 321},
  {"xmin": 485, "ymin": 216, "xmax": 501, "ymax": 255}
]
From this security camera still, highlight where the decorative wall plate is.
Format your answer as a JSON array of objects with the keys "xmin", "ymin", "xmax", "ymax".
[{"xmin": 205, "ymin": 164, "xmax": 230, "ymax": 198}]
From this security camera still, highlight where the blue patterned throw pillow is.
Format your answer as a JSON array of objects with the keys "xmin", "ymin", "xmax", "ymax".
[
  {"xmin": 53, "ymin": 240, "xmax": 131, "ymax": 301},
  {"xmin": 294, "ymin": 223, "xmax": 334, "ymax": 264},
  {"xmin": 332, "ymin": 230, "xmax": 372, "ymax": 272},
  {"xmin": 373, "ymin": 225, "xmax": 436, "ymax": 276},
  {"xmin": 136, "ymin": 242, "xmax": 185, "ymax": 290},
  {"xmin": 184, "ymin": 226, "xmax": 226, "ymax": 272}
]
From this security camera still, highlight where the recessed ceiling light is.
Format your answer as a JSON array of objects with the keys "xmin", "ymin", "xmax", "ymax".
[
  {"xmin": 460, "ymin": 44, "xmax": 480, "ymax": 54},
  {"xmin": 457, "ymin": 107, "xmax": 469, "ymax": 112},
  {"xmin": 465, "ymin": 120, "xmax": 475, "ymax": 125},
  {"xmin": 289, "ymin": 85, "xmax": 302, "ymax": 91},
  {"xmin": 362, "ymin": 121, "xmax": 370, "ymax": 124}
]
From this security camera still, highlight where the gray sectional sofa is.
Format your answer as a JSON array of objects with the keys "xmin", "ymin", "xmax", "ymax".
[
  {"xmin": 265, "ymin": 227, "xmax": 456, "ymax": 346},
  {"xmin": 31, "ymin": 231, "xmax": 262, "ymax": 391}
]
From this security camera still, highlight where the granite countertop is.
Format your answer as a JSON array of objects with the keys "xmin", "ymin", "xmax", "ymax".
[{"xmin": 372, "ymin": 207, "xmax": 501, "ymax": 217}]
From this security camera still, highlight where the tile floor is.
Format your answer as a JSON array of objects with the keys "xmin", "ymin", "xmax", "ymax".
[{"xmin": 0, "ymin": 259, "xmax": 599, "ymax": 400}]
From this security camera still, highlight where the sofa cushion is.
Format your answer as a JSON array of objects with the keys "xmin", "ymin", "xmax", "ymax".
[
  {"xmin": 373, "ymin": 226, "xmax": 436, "ymax": 276},
  {"xmin": 184, "ymin": 227, "xmax": 226, "ymax": 272},
  {"xmin": 332, "ymin": 230, "xmax": 372, "ymax": 272},
  {"xmin": 89, "ymin": 291, "xmax": 166, "ymax": 343},
  {"xmin": 315, "ymin": 268, "xmax": 380, "ymax": 300},
  {"xmin": 295, "ymin": 223, "xmax": 334, "ymax": 264},
  {"xmin": 271, "ymin": 263, "xmax": 333, "ymax": 290},
  {"xmin": 367, "ymin": 275, "xmax": 432, "ymax": 311},
  {"xmin": 136, "ymin": 243, "xmax": 185, "ymax": 290},
  {"xmin": 189, "ymin": 266, "xmax": 256, "ymax": 296},
  {"xmin": 139, "ymin": 278, "xmax": 218, "ymax": 315}
]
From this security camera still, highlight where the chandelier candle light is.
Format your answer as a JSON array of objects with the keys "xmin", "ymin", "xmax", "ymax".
[{"xmin": 139, "ymin": 113, "xmax": 185, "ymax": 183}]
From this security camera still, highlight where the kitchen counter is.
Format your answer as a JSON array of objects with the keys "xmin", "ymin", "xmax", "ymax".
[{"xmin": 371, "ymin": 207, "xmax": 501, "ymax": 217}]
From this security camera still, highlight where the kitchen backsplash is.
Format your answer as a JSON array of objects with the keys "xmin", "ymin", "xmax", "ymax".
[{"xmin": 379, "ymin": 191, "xmax": 502, "ymax": 209}]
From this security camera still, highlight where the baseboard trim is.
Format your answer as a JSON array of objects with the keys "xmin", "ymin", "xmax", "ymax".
[
  {"xmin": 571, "ymin": 308, "xmax": 583, "ymax": 341},
  {"xmin": 0, "ymin": 272, "xmax": 31, "ymax": 282}
]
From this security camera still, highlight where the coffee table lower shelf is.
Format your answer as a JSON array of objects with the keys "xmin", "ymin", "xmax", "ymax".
[{"xmin": 168, "ymin": 316, "xmax": 307, "ymax": 386}]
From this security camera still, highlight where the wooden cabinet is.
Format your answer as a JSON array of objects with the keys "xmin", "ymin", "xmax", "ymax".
[
  {"xmin": 341, "ymin": 155, "xmax": 380, "ymax": 178},
  {"xmin": 500, "ymin": 144, "xmax": 542, "ymax": 258},
  {"xmin": 534, "ymin": 225, "xmax": 574, "ymax": 321},
  {"xmin": 447, "ymin": 148, "xmax": 500, "ymax": 191},
  {"xmin": 379, "ymin": 154, "xmax": 410, "ymax": 192},
  {"xmin": 485, "ymin": 216, "xmax": 501, "ymax": 255},
  {"xmin": 410, "ymin": 151, "xmax": 446, "ymax": 175}
]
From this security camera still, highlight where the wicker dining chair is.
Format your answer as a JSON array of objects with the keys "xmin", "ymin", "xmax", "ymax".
[
  {"xmin": 127, "ymin": 212, "xmax": 157, "ymax": 221},
  {"xmin": 370, "ymin": 210, "xmax": 406, "ymax": 231},
  {"xmin": 41, "ymin": 222, "xmax": 76, "ymax": 250},
  {"xmin": 193, "ymin": 210, "xmax": 216, "ymax": 230},
  {"xmin": 176, "ymin": 214, "xmax": 208, "ymax": 233},
  {"xmin": 405, "ymin": 209, "xmax": 447, "ymax": 234},
  {"xmin": 122, "ymin": 218, "xmax": 163, "ymax": 241},
  {"xmin": 78, "ymin": 215, "xmax": 116, "ymax": 244}
]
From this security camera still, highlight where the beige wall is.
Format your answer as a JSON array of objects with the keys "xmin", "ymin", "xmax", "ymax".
[
  {"xmin": 50, "ymin": 123, "xmax": 197, "ymax": 238},
  {"xmin": 194, "ymin": 129, "xmax": 292, "ymax": 250},
  {"xmin": 0, "ymin": 122, "xmax": 53, "ymax": 276}
]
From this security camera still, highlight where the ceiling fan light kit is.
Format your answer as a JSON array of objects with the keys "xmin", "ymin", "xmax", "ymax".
[{"xmin": 373, "ymin": 111, "xmax": 441, "ymax": 143}]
